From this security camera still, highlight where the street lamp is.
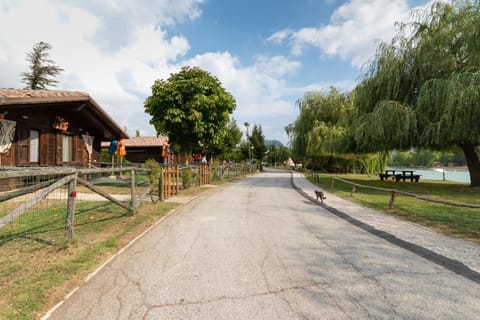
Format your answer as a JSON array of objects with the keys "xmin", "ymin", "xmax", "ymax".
[{"xmin": 244, "ymin": 122, "xmax": 250, "ymax": 162}]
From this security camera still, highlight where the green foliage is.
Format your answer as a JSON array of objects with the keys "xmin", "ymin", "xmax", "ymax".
[
  {"xmin": 145, "ymin": 159, "xmax": 161, "ymax": 183},
  {"xmin": 181, "ymin": 167, "xmax": 193, "ymax": 189},
  {"xmin": 144, "ymin": 67, "xmax": 236, "ymax": 157},
  {"xmin": 286, "ymin": 87, "xmax": 388, "ymax": 173},
  {"xmin": 351, "ymin": 1, "xmax": 480, "ymax": 185},
  {"xmin": 353, "ymin": 101, "xmax": 416, "ymax": 152},
  {"xmin": 209, "ymin": 118, "xmax": 242, "ymax": 160},
  {"xmin": 287, "ymin": 88, "xmax": 353, "ymax": 161},
  {"xmin": 21, "ymin": 41, "xmax": 63, "ymax": 90},
  {"xmin": 250, "ymin": 124, "xmax": 267, "ymax": 160},
  {"xmin": 265, "ymin": 145, "xmax": 291, "ymax": 166},
  {"xmin": 390, "ymin": 148, "xmax": 467, "ymax": 167}
]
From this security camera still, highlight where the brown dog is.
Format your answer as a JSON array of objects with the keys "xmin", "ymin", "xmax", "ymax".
[{"xmin": 314, "ymin": 190, "xmax": 326, "ymax": 203}]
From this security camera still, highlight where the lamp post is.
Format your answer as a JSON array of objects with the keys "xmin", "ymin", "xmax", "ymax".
[{"xmin": 244, "ymin": 122, "xmax": 250, "ymax": 163}]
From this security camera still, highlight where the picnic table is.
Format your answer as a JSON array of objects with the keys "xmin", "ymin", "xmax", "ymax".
[{"xmin": 379, "ymin": 170, "xmax": 421, "ymax": 182}]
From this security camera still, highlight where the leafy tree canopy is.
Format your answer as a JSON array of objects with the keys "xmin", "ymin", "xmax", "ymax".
[
  {"xmin": 21, "ymin": 41, "xmax": 63, "ymax": 90},
  {"xmin": 351, "ymin": 0, "xmax": 480, "ymax": 186},
  {"xmin": 209, "ymin": 118, "xmax": 242, "ymax": 160},
  {"xmin": 286, "ymin": 88, "xmax": 389, "ymax": 174},
  {"xmin": 144, "ymin": 67, "xmax": 236, "ymax": 157},
  {"xmin": 286, "ymin": 88, "xmax": 352, "ymax": 159}
]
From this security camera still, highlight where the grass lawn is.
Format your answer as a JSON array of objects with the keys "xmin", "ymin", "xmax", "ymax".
[
  {"xmin": 308, "ymin": 173, "xmax": 480, "ymax": 244},
  {"xmin": 0, "ymin": 171, "xmax": 249, "ymax": 320},
  {"xmin": 0, "ymin": 192, "xmax": 186, "ymax": 320}
]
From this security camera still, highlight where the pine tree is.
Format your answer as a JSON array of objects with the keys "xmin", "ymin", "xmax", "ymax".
[{"xmin": 21, "ymin": 41, "xmax": 63, "ymax": 90}]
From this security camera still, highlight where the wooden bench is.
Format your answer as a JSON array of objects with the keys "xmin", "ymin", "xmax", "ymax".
[
  {"xmin": 379, "ymin": 171, "xmax": 396, "ymax": 181},
  {"xmin": 395, "ymin": 174, "xmax": 421, "ymax": 182}
]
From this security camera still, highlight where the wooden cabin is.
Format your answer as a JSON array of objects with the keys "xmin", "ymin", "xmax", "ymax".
[
  {"xmin": 101, "ymin": 136, "xmax": 169, "ymax": 164},
  {"xmin": 0, "ymin": 89, "xmax": 128, "ymax": 168}
]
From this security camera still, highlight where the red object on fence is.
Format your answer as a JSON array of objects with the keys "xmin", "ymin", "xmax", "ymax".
[{"xmin": 70, "ymin": 191, "xmax": 77, "ymax": 197}]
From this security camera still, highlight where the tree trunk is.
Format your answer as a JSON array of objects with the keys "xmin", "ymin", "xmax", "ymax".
[{"xmin": 460, "ymin": 143, "xmax": 480, "ymax": 187}]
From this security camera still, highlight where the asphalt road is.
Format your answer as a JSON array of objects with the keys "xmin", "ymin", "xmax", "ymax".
[{"xmin": 46, "ymin": 170, "xmax": 480, "ymax": 320}]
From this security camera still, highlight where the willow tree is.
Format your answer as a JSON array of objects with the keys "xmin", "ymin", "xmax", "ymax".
[
  {"xmin": 286, "ymin": 87, "xmax": 388, "ymax": 174},
  {"xmin": 286, "ymin": 88, "xmax": 348, "ymax": 159},
  {"xmin": 352, "ymin": 1, "xmax": 480, "ymax": 186}
]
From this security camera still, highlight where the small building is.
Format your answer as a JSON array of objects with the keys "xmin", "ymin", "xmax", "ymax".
[
  {"xmin": 0, "ymin": 89, "xmax": 128, "ymax": 168},
  {"xmin": 101, "ymin": 136, "xmax": 169, "ymax": 164}
]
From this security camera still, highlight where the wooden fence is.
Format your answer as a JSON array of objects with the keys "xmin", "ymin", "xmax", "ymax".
[
  {"xmin": 330, "ymin": 176, "xmax": 480, "ymax": 209},
  {"xmin": 0, "ymin": 167, "xmax": 142, "ymax": 240},
  {"xmin": 0, "ymin": 163, "xmax": 257, "ymax": 240}
]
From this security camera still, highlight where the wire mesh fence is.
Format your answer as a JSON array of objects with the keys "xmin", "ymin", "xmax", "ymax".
[{"xmin": 0, "ymin": 162, "xmax": 257, "ymax": 243}]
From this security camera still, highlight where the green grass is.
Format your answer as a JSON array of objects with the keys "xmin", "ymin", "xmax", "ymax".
[
  {"xmin": 308, "ymin": 173, "xmax": 480, "ymax": 244},
  {"xmin": 0, "ymin": 170, "xmax": 251, "ymax": 319},
  {"xmin": 0, "ymin": 200, "xmax": 178, "ymax": 320}
]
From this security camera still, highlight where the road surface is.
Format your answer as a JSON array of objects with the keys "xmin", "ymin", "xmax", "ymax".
[{"xmin": 46, "ymin": 170, "xmax": 480, "ymax": 319}]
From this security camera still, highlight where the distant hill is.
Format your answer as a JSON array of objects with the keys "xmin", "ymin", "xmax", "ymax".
[{"xmin": 265, "ymin": 139, "xmax": 284, "ymax": 147}]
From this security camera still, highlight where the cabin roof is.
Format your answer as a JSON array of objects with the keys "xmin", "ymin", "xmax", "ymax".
[{"xmin": 0, "ymin": 88, "xmax": 128, "ymax": 140}]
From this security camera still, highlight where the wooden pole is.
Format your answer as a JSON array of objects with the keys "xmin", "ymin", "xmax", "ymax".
[
  {"xmin": 159, "ymin": 168, "xmax": 164, "ymax": 201},
  {"xmin": 175, "ymin": 166, "xmax": 179, "ymax": 195},
  {"xmin": 65, "ymin": 174, "xmax": 78, "ymax": 241},
  {"xmin": 167, "ymin": 167, "xmax": 171, "ymax": 198},
  {"xmin": 350, "ymin": 185, "xmax": 356, "ymax": 197},
  {"xmin": 199, "ymin": 166, "xmax": 202, "ymax": 186},
  {"xmin": 388, "ymin": 191, "xmax": 396, "ymax": 209},
  {"xmin": 130, "ymin": 168, "xmax": 136, "ymax": 209}
]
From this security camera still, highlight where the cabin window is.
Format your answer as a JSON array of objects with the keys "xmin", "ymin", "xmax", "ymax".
[
  {"xmin": 29, "ymin": 130, "xmax": 39, "ymax": 163},
  {"xmin": 62, "ymin": 134, "xmax": 72, "ymax": 162}
]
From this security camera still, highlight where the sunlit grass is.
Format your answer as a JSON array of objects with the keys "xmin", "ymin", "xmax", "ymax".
[
  {"xmin": 0, "ymin": 200, "xmax": 178, "ymax": 320},
  {"xmin": 308, "ymin": 173, "xmax": 480, "ymax": 244}
]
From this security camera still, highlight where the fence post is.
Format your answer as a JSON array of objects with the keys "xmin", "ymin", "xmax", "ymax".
[
  {"xmin": 159, "ymin": 168, "xmax": 164, "ymax": 201},
  {"xmin": 65, "ymin": 173, "xmax": 78, "ymax": 241},
  {"xmin": 130, "ymin": 168, "xmax": 136, "ymax": 209},
  {"xmin": 199, "ymin": 166, "xmax": 202, "ymax": 186},
  {"xmin": 175, "ymin": 166, "xmax": 179, "ymax": 195},
  {"xmin": 388, "ymin": 191, "xmax": 396, "ymax": 209},
  {"xmin": 349, "ymin": 185, "xmax": 356, "ymax": 197}
]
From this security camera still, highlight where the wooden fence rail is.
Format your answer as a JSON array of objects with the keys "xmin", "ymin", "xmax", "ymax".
[
  {"xmin": 331, "ymin": 176, "xmax": 480, "ymax": 209},
  {"xmin": 0, "ymin": 163, "xmax": 258, "ymax": 241}
]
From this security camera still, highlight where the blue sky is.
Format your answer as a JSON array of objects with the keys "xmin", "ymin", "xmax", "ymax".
[{"xmin": 0, "ymin": 0, "xmax": 432, "ymax": 144}]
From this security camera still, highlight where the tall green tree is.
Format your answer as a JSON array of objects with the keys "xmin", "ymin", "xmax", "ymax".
[
  {"xmin": 144, "ymin": 67, "xmax": 236, "ymax": 158},
  {"xmin": 352, "ymin": 1, "xmax": 480, "ymax": 186},
  {"xmin": 250, "ymin": 124, "xmax": 267, "ymax": 161},
  {"xmin": 21, "ymin": 41, "xmax": 63, "ymax": 89}
]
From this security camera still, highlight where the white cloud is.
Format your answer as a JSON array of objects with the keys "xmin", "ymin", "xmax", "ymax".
[
  {"xmin": 0, "ymin": 0, "xmax": 202, "ymax": 137},
  {"xmin": 266, "ymin": 29, "xmax": 294, "ymax": 44},
  {"xmin": 183, "ymin": 52, "xmax": 300, "ymax": 116},
  {"xmin": 1, "ymin": 0, "xmax": 375, "ymax": 144},
  {"xmin": 180, "ymin": 51, "xmax": 305, "ymax": 142},
  {"xmin": 268, "ymin": 0, "xmax": 419, "ymax": 68}
]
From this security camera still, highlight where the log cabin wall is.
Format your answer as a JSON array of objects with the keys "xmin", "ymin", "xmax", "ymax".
[
  {"xmin": 1, "ymin": 89, "xmax": 129, "ymax": 169},
  {"xmin": 2, "ymin": 109, "xmax": 91, "ymax": 168}
]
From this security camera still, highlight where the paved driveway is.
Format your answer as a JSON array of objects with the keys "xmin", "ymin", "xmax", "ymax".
[{"xmin": 45, "ymin": 170, "xmax": 480, "ymax": 319}]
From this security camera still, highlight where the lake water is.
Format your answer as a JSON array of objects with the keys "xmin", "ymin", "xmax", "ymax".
[{"xmin": 388, "ymin": 168, "xmax": 470, "ymax": 184}]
